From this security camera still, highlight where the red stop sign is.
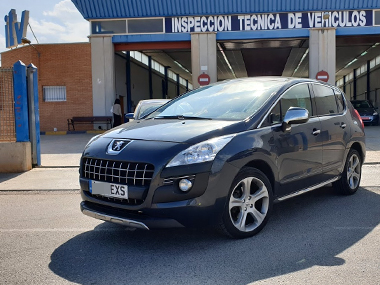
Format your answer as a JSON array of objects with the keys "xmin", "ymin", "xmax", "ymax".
[
  {"xmin": 198, "ymin": 73, "xmax": 210, "ymax": 86},
  {"xmin": 316, "ymin": 70, "xmax": 329, "ymax": 82}
]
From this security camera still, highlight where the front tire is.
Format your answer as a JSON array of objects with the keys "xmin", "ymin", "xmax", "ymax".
[
  {"xmin": 219, "ymin": 167, "xmax": 273, "ymax": 239},
  {"xmin": 333, "ymin": 149, "xmax": 362, "ymax": 195}
]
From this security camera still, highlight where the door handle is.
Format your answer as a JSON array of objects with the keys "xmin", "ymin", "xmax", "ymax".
[
  {"xmin": 340, "ymin": 123, "xmax": 346, "ymax": 129},
  {"xmin": 312, "ymin": 129, "xmax": 321, "ymax": 136}
]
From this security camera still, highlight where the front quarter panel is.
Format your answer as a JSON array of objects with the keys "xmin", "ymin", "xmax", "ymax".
[{"xmin": 214, "ymin": 128, "xmax": 278, "ymax": 197}]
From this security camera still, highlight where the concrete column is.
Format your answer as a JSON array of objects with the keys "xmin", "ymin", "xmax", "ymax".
[
  {"xmin": 90, "ymin": 36, "xmax": 115, "ymax": 118},
  {"xmin": 309, "ymin": 28, "xmax": 336, "ymax": 85},
  {"xmin": 191, "ymin": 33, "xmax": 217, "ymax": 89}
]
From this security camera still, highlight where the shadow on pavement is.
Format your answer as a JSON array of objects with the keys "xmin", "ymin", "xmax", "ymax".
[
  {"xmin": 40, "ymin": 134, "xmax": 95, "ymax": 155},
  {"xmin": 49, "ymin": 186, "xmax": 380, "ymax": 285},
  {"xmin": 0, "ymin": 172, "xmax": 23, "ymax": 184}
]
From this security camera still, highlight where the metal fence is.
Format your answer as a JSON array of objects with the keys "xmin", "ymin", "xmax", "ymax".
[{"xmin": 0, "ymin": 68, "xmax": 15, "ymax": 142}]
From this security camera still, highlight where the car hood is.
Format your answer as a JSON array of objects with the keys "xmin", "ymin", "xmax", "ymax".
[
  {"xmin": 102, "ymin": 119, "xmax": 246, "ymax": 144},
  {"xmin": 356, "ymin": 108, "xmax": 375, "ymax": 115}
]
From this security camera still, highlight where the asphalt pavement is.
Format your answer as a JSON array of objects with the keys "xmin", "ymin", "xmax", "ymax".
[
  {"xmin": 1, "ymin": 186, "xmax": 380, "ymax": 284},
  {"xmin": 1, "ymin": 127, "xmax": 380, "ymax": 285}
]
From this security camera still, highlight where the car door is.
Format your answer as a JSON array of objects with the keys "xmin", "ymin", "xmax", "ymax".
[
  {"xmin": 311, "ymin": 84, "xmax": 349, "ymax": 180},
  {"xmin": 264, "ymin": 83, "xmax": 323, "ymax": 197}
]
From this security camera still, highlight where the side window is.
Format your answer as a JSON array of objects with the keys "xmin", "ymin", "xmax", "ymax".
[
  {"xmin": 268, "ymin": 101, "xmax": 281, "ymax": 125},
  {"xmin": 334, "ymin": 89, "xmax": 345, "ymax": 113},
  {"xmin": 264, "ymin": 84, "xmax": 312, "ymax": 126},
  {"xmin": 313, "ymin": 84, "xmax": 338, "ymax": 115},
  {"xmin": 280, "ymin": 84, "xmax": 312, "ymax": 120}
]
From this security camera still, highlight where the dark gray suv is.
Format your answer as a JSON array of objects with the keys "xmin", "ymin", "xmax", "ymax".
[{"xmin": 79, "ymin": 77, "xmax": 365, "ymax": 238}]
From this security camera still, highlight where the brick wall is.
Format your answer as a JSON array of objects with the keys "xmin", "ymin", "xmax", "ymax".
[{"xmin": 1, "ymin": 43, "xmax": 93, "ymax": 132}]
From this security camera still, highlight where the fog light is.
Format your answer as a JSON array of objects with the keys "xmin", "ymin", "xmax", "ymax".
[{"xmin": 179, "ymin": 179, "xmax": 192, "ymax": 192}]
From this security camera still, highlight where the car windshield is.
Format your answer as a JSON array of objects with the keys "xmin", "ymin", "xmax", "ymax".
[
  {"xmin": 137, "ymin": 102, "xmax": 167, "ymax": 119},
  {"xmin": 146, "ymin": 79, "xmax": 284, "ymax": 121},
  {"xmin": 352, "ymin": 100, "xmax": 373, "ymax": 109}
]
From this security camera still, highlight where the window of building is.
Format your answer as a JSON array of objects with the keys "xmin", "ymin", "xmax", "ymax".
[
  {"xmin": 91, "ymin": 20, "xmax": 127, "ymax": 34},
  {"xmin": 313, "ymin": 84, "xmax": 338, "ymax": 115},
  {"xmin": 43, "ymin": 86, "xmax": 66, "ymax": 102},
  {"xmin": 374, "ymin": 10, "xmax": 380, "ymax": 26},
  {"xmin": 336, "ymin": 78, "xmax": 344, "ymax": 87},
  {"xmin": 376, "ymin": 56, "xmax": 380, "ymax": 66},
  {"xmin": 127, "ymin": 19, "xmax": 164, "ymax": 34},
  {"xmin": 370, "ymin": 58, "xmax": 376, "ymax": 69},
  {"xmin": 141, "ymin": 54, "xmax": 149, "ymax": 66},
  {"xmin": 360, "ymin": 64, "xmax": 366, "ymax": 74}
]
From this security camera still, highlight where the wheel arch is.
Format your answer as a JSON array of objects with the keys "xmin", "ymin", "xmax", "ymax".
[
  {"xmin": 242, "ymin": 160, "xmax": 276, "ymax": 195},
  {"xmin": 350, "ymin": 142, "xmax": 365, "ymax": 162}
]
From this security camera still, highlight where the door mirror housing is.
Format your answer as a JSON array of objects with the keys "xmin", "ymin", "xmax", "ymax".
[
  {"xmin": 125, "ymin": 113, "xmax": 134, "ymax": 120},
  {"xmin": 282, "ymin": 107, "xmax": 309, "ymax": 132}
]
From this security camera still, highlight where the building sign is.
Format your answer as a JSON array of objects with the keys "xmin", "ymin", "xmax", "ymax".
[
  {"xmin": 166, "ymin": 10, "xmax": 372, "ymax": 33},
  {"xmin": 4, "ymin": 9, "xmax": 29, "ymax": 49}
]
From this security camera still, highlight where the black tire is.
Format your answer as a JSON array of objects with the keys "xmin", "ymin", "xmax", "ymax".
[
  {"xmin": 333, "ymin": 149, "xmax": 362, "ymax": 195},
  {"xmin": 219, "ymin": 167, "xmax": 273, "ymax": 239}
]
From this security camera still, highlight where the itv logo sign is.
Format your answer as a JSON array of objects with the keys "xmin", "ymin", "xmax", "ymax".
[{"xmin": 4, "ymin": 9, "xmax": 29, "ymax": 49}]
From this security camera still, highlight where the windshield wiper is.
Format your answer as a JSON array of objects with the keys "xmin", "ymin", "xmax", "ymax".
[{"xmin": 153, "ymin": 115, "xmax": 212, "ymax": 120}]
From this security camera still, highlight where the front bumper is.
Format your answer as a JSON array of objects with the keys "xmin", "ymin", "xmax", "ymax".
[
  {"xmin": 81, "ymin": 201, "xmax": 183, "ymax": 229},
  {"xmin": 360, "ymin": 115, "xmax": 379, "ymax": 124},
  {"xmin": 80, "ymin": 160, "xmax": 240, "ymax": 229}
]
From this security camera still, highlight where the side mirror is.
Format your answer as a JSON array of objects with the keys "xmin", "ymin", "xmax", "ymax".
[
  {"xmin": 125, "ymin": 113, "xmax": 134, "ymax": 120},
  {"xmin": 282, "ymin": 107, "xmax": 309, "ymax": 132}
]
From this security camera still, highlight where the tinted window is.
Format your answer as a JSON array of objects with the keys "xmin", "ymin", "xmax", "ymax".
[
  {"xmin": 92, "ymin": 20, "xmax": 126, "ymax": 34},
  {"xmin": 280, "ymin": 84, "xmax": 312, "ymax": 119},
  {"xmin": 264, "ymin": 84, "xmax": 312, "ymax": 126},
  {"xmin": 313, "ymin": 84, "xmax": 338, "ymax": 115},
  {"xmin": 334, "ymin": 89, "xmax": 345, "ymax": 113},
  {"xmin": 128, "ymin": 19, "xmax": 164, "ymax": 33}
]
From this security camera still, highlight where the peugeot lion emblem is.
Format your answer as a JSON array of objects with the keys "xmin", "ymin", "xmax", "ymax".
[{"xmin": 107, "ymin": 139, "xmax": 131, "ymax": 155}]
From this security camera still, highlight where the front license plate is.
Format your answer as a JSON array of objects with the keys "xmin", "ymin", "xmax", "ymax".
[
  {"xmin": 361, "ymin": 116, "xmax": 370, "ymax": 121},
  {"xmin": 90, "ymin": 181, "xmax": 128, "ymax": 199}
]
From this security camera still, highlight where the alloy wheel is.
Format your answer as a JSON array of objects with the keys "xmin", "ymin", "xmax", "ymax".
[
  {"xmin": 228, "ymin": 177, "xmax": 269, "ymax": 232},
  {"xmin": 347, "ymin": 153, "xmax": 361, "ymax": 190}
]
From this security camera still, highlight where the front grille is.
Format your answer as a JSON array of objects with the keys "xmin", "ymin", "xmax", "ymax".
[{"xmin": 82, "ymin": 158, "xmax": 154, "ymax": 187}]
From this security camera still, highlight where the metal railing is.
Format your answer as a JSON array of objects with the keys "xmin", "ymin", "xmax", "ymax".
[{"xmin": 0, "ymin": 68, "xmax": 15, "ymax": 142}]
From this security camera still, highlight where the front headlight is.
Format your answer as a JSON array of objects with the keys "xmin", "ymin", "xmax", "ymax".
[
  {"xmin": 166, "ymin": 134, "xmax": 235, "ymax": 167},
  {"xmin": 373, "ymin": 112, "xmax": 378, "ymax": 116},
  {"xmin": 84, "ymin": 134, "xmax": 101, "ymax": 149}
]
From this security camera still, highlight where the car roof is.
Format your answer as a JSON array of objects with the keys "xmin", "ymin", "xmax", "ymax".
[
  {"xmin": 214, "ymin": 76, "xmax": 333, "ymax": 88},
  {"xmin": 138, "ymin": 99, "xmax": 170, "ymax": 105}
]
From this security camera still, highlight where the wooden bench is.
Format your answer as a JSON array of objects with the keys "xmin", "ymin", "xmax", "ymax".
[{"xmin": 67, "ymin": 116, "xmax": 112, "ymax": 131}]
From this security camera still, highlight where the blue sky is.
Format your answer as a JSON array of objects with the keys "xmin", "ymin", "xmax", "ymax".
[{"xmin": 0, "ymin": 0, "xmax": 88, "ymax": 54}]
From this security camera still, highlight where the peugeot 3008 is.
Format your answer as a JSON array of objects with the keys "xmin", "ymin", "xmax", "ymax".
[{"xmin": 80, "ymin": 77, "xmax": 365, "ymax": 238}]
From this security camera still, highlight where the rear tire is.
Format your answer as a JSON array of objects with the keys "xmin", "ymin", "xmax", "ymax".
[
  {"xmin": 333, "ymin": 149, "xmax": 362, "ymax": 195},
  {"xmin": 219, "ymin": 167, "xmax": 273, "ymax": 239}
]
